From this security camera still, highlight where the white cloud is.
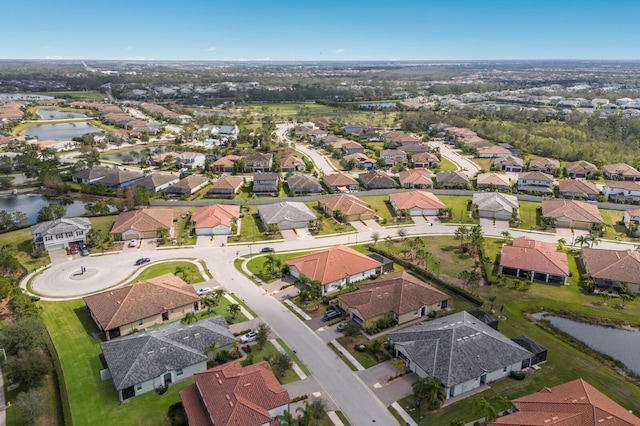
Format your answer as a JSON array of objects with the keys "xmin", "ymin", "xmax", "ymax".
[
  {"xmin": 45, "ymin": 55, "xmax": 66, "ymax": 60},
  {"xmin": 254, "ymin": 57, "xmax": 271, "ymax": 61},
  {"xmin": 207, "ymin": 46, "xmax": 217, "ymax": 52},
  {"xmin": 335, "ymin": 48, "xmax": 345, "ymax": 54},
  {"xmin": 127, "ymin": 56, "xmax": 148, "ymax": 61}
]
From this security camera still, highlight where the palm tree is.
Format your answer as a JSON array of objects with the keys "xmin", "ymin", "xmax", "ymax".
[
  {"xmin": 620, "ymin": 293, "xmax": 632, "ymax": 308},
  {"xmin": 454, "ymin": 225, "xmax": 469, "ymax": 249},
  {"xmin": 472, "ymin": 397, "xmax": 497, "ymax": 422},
  {"xmin": 182, "ymin": 312, "xmax": 197, "ymax": 324},
  {"xmin": 296, "ymin": 402, "xmax": 313, "ymax": 426},
  {"xmin": 205, "ymin": 342, "xmax": 218, "ymax": 360},
  {"xmin": 308, "ymin": 398, "xmax": 327, "ymax": 425},
  {"xmin": 575, "ymin": 235, "xmax": 590, "ymax": 248},
  {"xmin": 275, "ymin": 410, "xmax": 296, "ymax": 426},
  {"xmin": 228, "ymin": 303, "xmax": 241, "ymax": 319},
  {"xmin": 587, "ymin": 233, "xmax": 600, "ymax": 248},
  {"xmin": 214, "ymin": 288, "xmax": 225, "ymax": 302},
  {"xmin": 501, "ymin": 230, "xmax": 512, "ymax": 243},
  {"xmin": 412, "ymin": 376, "xmax": 446, "ymax": 410},
  {"xmin": 174, "ymin": 266, "xmax": 187, "ymax": 280},
  {"xmin": 556, "ymin": 238, "xmax": 567, "ymax": 251}
]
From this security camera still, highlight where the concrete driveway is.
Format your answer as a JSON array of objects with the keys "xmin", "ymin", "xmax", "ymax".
[
  {"xmin": 480, "ymin": 217, "xmax": 510, "ymax": 230},
  {"xmin": 48, "ymin": 248, "xmax": 70, "ymax": 265},
  {"xmin": 295, "ymin": 227, "xmax": 314, "ymax": 241},
  {"xmin": 281, "ymin": 229, "xmax": 298, "ymax": 241}
]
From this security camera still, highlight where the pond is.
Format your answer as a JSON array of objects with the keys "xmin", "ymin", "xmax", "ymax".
[
  {"xmin": 0, "ymin": 93, "xmax": 54, "ymax": 101},
  {"xmin": 0, "ymin": 194, "xmax": 88, "ymax": 224},
  {"xmin": 533, "ymin": 312, "xmax": 640, "ymax": 374},
  {"xmin": 36, "ymin": 109, "xmax": 87, "ymax": 120},
  {"xmin": 22, "ymin": 122, "xmax": 103, "ymax": 141},
  {"xmin": 101, "ymin": 146, "xmax": 168, "ymax": 163}
]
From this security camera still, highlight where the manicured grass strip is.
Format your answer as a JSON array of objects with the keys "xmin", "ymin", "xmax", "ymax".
[
  {"xmin": 437, "ymin": 195, "xmax": 477, "ymax": 224},
  {"xmin": 335, "ymin": 411, "xmax": 352, "ymax": 426},
  {"xmin": 227, "ymin": 293, "xmax": 257, "ymax": 318},
  {"xmin": 131, "ymin": 260, "xmax": 204, "ymax": 284},
  {"xmin": 244, "ymin": 341, "xmax": 299, "ymax": 384},
  {"xmin": 276, "ymin": 338, "xmax": 311, "ymax": 376},
  {"xmin": 327, "ymin": 342, "xmax": 357, "ymax": 371},
  {"xmin": 388, "ymin": 405, "xmax": 405, "ymax": 425}
]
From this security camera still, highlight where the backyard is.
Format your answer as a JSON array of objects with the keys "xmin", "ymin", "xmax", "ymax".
[
  {"xmin": 227, "ymin": 206, "xmax": 283, "ymax": 243},
  {"xmin": 359, "ymin": 194, "xmax": 414, "ymax": 226}
]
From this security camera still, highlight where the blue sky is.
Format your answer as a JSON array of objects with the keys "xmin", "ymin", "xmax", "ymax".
[{"xmin": 4, "ymin": 0, "xmax": 640, "ymax": 61}]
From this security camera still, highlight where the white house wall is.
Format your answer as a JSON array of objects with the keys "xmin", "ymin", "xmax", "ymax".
[{"xmin": 129, "ymin": 360, "xmax": 207, "ymax": 400}]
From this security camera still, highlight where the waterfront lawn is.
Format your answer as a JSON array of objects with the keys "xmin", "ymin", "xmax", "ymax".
[{"xmin": 2, "ymin": 226, "xmax": 51, "ymax": 271}]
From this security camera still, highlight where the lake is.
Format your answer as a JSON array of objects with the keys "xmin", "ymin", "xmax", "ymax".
[
  {"xmin": 533, "ymin": 313, "xmax": 640, "ymax": 374},
  {"xmin": 0, "ymin": 194, "xmax": 88, "ymax": 224},
  {"xmin": 22, "ymin": 122, "xmax": 103, "ymax": 141},
  {"xmin": 101, "ymin": 146, "xmax": 169, "ymax": 163},
  {"xmin": 0, "ymin": 93, "xmax": 54, "ymax": 101},
  {"xmin": 36, "ymin": 109, "xmax": 87, "ymax": 120}
]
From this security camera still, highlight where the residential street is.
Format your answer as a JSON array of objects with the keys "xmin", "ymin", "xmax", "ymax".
[
  {"xmin": 430, "ymin": 140, "xmax": 480, "ymax": 178},
  {"xmin": 276, "ymin": 123, "xmax": 338, "ymax": 175}
]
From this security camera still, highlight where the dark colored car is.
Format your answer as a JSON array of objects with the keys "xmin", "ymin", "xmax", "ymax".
[
  {"xmin": 261, "ymin": 247, "xmax": 275, "ymax": 253},
  {"xmin": 135, "ymin": 258, "xmax": 151, "ymax": 266},
  {"xmin": 323, "ymin": 309, "xmax": 341, "ymax": 321}
]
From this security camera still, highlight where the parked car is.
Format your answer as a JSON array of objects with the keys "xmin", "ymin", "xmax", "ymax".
[
  {"xmin": 337, "ymin": 322, "xmax": 347, "ymax": 332},
  {"xmin": 323, "ymin": 309, "xmax": 341, "ymax": 321},
  {"xmin": 261, "ymin": 247, "xmax": 275, "ymax": 253},
  {"xmin": 128, "ymin": 239, "xmax": 138, "ymax": 248},
  {"xmin": 196, "ymin": 287, "xmax": 212, "ymax": 296},
  {"xmin": 81, "ymin": 247, "xmax": 90, "ymax": 256},
  {"xmin": 69, "ymin": 244, "xmax": 79, "ymax": 254},
  {"xmin": 240, "ymin": 331, "xmax": 257, "ymax": 343},
  {"xmin": 181, "ymin": 211, "xmax": 191, "ymax": 219},
  {"xmin": 135, "ymin": 258, "xmax": 150, "ymax": 266}
]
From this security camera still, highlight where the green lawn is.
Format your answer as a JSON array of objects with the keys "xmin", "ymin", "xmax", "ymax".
[
  {"xmin": 1, "ymin": 227, "xmax": 51, "ymax": 272},
  {"xmin": 131, "ymin": 261, "xmax": 205, "ymax": 284},
  {"xmin": 436, "ymin": 195, "xmax": 477, "ymax": 224},
  {"xmin": 438, "ymin": 157, "xmax": 458, "ymax": 172},
  {"xmin": 472, "ymin": 157, "xmax": 493, "ymax": 172},
  {"xmin": 196, "ymin": 294, "xmax": 248, "ymax": 324},
  {"xmin": 514, "ymin": 200, "xmax": 540, "ymax": 230},
  {"xmin": 227, "ymin": 206, "xmax": 283, "ymax": 243},
  {"xmin": 243, "ymin": 341, "xmax": 300, "ymax": 384},
  {"xmin": 38, "ymin": 91, "xmax": 106, "ymax": 101},
  {"xmin": 359, "ymin": 195, "xmax": 414, "ymax": 226},
  {"xmin": 246, "ymin": 253, "xmax": 301, "ymax": 283},
  {"xmin": 304, "ymin": 203, "xmax": 356, "ymax": 236},
  {"xmin": 336, "ymin": 334, "xmax": 386, "ymax": 369}
]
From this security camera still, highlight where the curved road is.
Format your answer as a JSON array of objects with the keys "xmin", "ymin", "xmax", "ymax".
[
  {"xmin": 430, "ymin": 140, "xmax": 480, "ymax": 178},
  {"xmin": 276, "ymin": 123, "xmax": 337, "ymax": 175}
]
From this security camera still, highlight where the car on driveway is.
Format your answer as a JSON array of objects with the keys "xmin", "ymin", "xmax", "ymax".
[
  {"xmin": 240, "ymin": 331, "xmax": 257, "ymax": 343},
  {"xmin": 135, "ymin": 258, "xmax": 150, "ymax": 266},
  {"xmin": 128, "ymin": 239, "xmax": 138, "ymax": 248},
  {"xmin": 81, "ymin": 247, "xmax": 90, "ymax": 256},
  {"xmin": 323, "ymin": 309, "xmax": 342, "ymax": 321},
  {"xmin": 197, "ymin": 287, "xmax": 212, "ymax": 296},
  {"xmin": 337, "ymin": 322, "xmax": 347, "ymax": 332},
  {"xmin": 261, "ymin": 247, "xmax": 275, "ymax": 253},
  {"xmin": 69, "ymin": 244, "xmax": 79, "ymax": 254}
]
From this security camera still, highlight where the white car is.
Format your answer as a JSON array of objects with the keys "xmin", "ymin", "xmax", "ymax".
[
  {"xmin": 197, "ymin": 287, "xmax": 212, "ymax": 296},
  {"xmin": 128, "ymin": 239, "xmax": 138, "ymax": 248},
  {"xmin": 240, "ymin": 331, "xmax": 257, "ymax": 343}
]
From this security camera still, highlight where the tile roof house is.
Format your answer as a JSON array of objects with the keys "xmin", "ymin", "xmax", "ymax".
[
  {"xmin": 472, "ymin": 192, "xmax": 519, "ymax": 220},
  {"xmin": 603, "ymin": 163, "xmax": 640, "ymax": 181},
  {"xmin": 102, "ymin": 315, "xmax": 235, "ymax": 401},
  {"xmin": 31, "ymin": 217, "xmax": 92, "ymax": 251},
  {"xmin": 252, "ymin": 172, "xmax": 279, "ymax": 195},
  {"xmin": 623, "ymin": 207, "xmax": 640, "ymax": 232},
  {"xmin": 358, "ymin": 170, "xmax": 399, "ymax": 190},
  {"xmin": 517, "ymin": 171, "xmax": 554, "ymax": 194},
  {"xmin": 379, "ymin": 149, "xmax": 408, "ymax": 166},
  {"xmin": 162, "ymin": 175, "xmax": 210, "ymax": 196},
  {"xmin": 387, "ymin": 132, "xmax": 423, "ymax": 148},
  {"xmin": 341, "ymin": 140, "xmax": 365, "ymax": 155},
  {"xmin": 211, "ymin": 154, "xmax": 241, "ymax": 173},
  {"xmin": 558, "ymin": 178, "xmax": 600, "ymax": 200},
  {"xmin": 388, "ymin": 311, "xmax": 536, "ymax": 400},
  {"xmin": 581, "ymin": 248, "xmax": 640, "ymax": 294},
  {"xmin": 286, "ymin": 175, "xmax": 323, "ymax": 196},
  {"xmin": 258, "ymin": 201, "xmax": 316, "ymax": 230},
  {"xmin": 475, "ymin": 172, "xmax": 511, "ymax": 191},
  {"xmin": 148, "ymin": 151, "xmax": 180, "ymax": 167},
  {"xmin": 207, "ymin": 175, "xmax": 244, "ymax": 197},
  {"xmin": 389, "ymin": 190, "xmax": 446, "ymax": 216},
  {"xmin": 494, "ymin": 155, "xmax": 524, "ymax": 172},
  {"xmin": 111, "ymin": 208, "xmax": 174, "ymax": 240},
  {"xmin": 245, "ymin": 153, "xmax": 273, "ymax": 172},
  {"xmin": 499, "ymin": 236, "xmax": 569, "ymax": 284},
  {"xmin": 528, "ymin": 157, "xmax": 560, "ymax": 174},
  {"xmin": 398, "ymin": 169, "xmax": 434, "ymax": 189},
  {"xmin": 541, "ymin": 199, "xmax": 604, "ymax": 230},
  {"xmin": 180, "ymin": 361, "xmax": 290, "ymax": 426},
  {"xmin": 335, "ymin": 272, "xmax": 449, "ymax": 328},
  {"xmin": 84, "ymin": 273, "xmax": 201, "ymax": 340},
  {"xmin": 191, "ymin": 205, "xmax": 240, "ymax": 236},
  {"xmin": 435, "ymin": 171, "xmax": 470, "ymax": 189},
  {"xmin": 281, "ymin": 155, "xmax": 306, "ymax": 173},
  {"xmin": 71, "ymin": 166, "xmax": 144, "ymax": 189},
  {"xmin": 476, "ymin": 144, "xmax": 513, "ymax": 158},
  {"xmin": 323, "ymin": 173, "xmax": 360, "ymax": 192},
  {"xmin": 487, "ymin": 378, "xmax": 640, "ymax": 426},
  {"xmin": 411, "ymin": 151, "xmax": 440, "ymax": 168},
  {"xmin": 565, "ymin": 160, "xmax": 598, "ymax": 179},
  {"xmin": 175, "ymin": 152, "xmax": 206, "ymax": 169},
  {"xmin": 603, "ymin": 180, "xmax": 640, "ymax": 203},
  {"xmin": 134, "ymin": 173, "xmax": 180, "ymax": 193},
  {"xmin": 343, "ymin": 152, "xmax": 376, "ymax": 170},
  {"xmin": 318, "ymin": 194, "xmax": 375, "ymax": 222},
  {"xmin": 286, "ymin": 245, "xmax": 383, "ymax": 294}
]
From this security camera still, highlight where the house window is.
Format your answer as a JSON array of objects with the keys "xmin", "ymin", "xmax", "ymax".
[
  {"xmin": 176, "ymin": 368, "xmax": 183, "ymax": 376},
  {"xmin": 413, "ymin": 309, "xmax": 419, "ymax": 316},
  {"xmin": 503, "ymin": 366, "xmax": 507, "ymax": 372},
  {"xmin": 136, "ymin": 384, "xmax": 142, "ymax": 391},
  {"xmin": 138, "ymin": 320, "xmax": 143, "ymax": 326}
]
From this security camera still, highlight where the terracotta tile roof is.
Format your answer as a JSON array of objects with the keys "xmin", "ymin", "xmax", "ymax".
[
  {"xmin": 489, "ymin": 379, "xmax": 640, "ymax": 425},
  {"xmin": 341, "ymin": 140, "xmax": 363, "ymax": 149},
  {"xmin": 111, "ymin": 208, "xmax": 174, "ymax": 234},
  {"xmin": 337, "ymin": 272, "xmax": 449, "ymax": 320},
  {"xmin": 529, "ymin": 157, "xmax": 560, "ymax": 170},
  {"xmin": 390, "ymin": 190, "xmax": 445, "ymax": 210},
  {"xmin": 181, "ymin": 361, "xmax": 289, "ymax": 426},
  {"xmin": 477, "ymin": 145, "xmax": 512, "ymax": 155},
  {"xmin": 286, "ymin": 245, "xmax": 382, "ymax": 285},
  {"xmin": 343, "ymin": 152, "xmax": 373, "ymax": 163},
  {"xmin": 192, "ymin": 205, "xmax": 240, "ymax": 229},
  {"xmin": 496, "ymin": 155, "xmax": 524, "ymax": 167},
  {"xmin": 412, "ymin": 152, "xmax": 440, "ymax": 164},
  {"xmin": 398, "ymin": 170, "xmax": 434, "ymax": 186},
  {"xmin": 476, "ymin": 172, "xmax": 511, "ymax": 187},
  {"xmin": 605, "ymin": 180, "xmax": 640, "ymax": 191},
  {"xmin": 83, "ymin": 274, "xmax": 199, "ymax": 330},
  {"xmin": 626, "ymin": 207, "xmax": 640, "ymax": 217},
  {"xmin": 558, "ymin": 179, "xmax": 600, "ymax": 196},
  {"xmin": 318, "ymin": 194, "xmax": 374, "ymax": 216},
  {"xmin": 211, "ymin": 175, "xmax": 244, "ymax": 190},
  {"xmin": 541, "ymin": 199, "xmax": 603, "ymax": 224},
  {"xmin": 323, "ymin": 173, "xmax": 358, "ymax": 187},
  {"xmin": 389, "ymin": 133, "xmax": 422, "ymax": 144},
  {"xmin": 358, "ymin": 170, "xmax": 399, "ymax": 189},
  {"xmin": 212, "ymin": 155, "xmax": 241, "ymax": 167},
  {"xmin": 565, "ymin": 160, "xmax": 597, "ymax": 173},
  {"xmin": 281, "ymin": 155, "xmax": 305, "ymax": 168},
  {"xmin": 603, "ymin": 163, "xmax": 640, "ymax": 177},
  {"xmin": 581, "ymin": 248, "xmax": 640, "ymax": 285},
  {"xmin": 500, "ymin": 236, "xmax": 569, "ymax": 277}
]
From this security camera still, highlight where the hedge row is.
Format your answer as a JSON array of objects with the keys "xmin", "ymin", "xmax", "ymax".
[
  {"xmin": 43, "ymin": 328, "xmax": 73, "ymax": 425},
  {"xmin": 367, "ymin": 246, "xmax": 484, "ymax": 306}
]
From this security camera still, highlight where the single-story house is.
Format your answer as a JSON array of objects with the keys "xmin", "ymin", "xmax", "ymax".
[
  {"xmin": 175, "ymin": 152, "xmax": 206, "ymax": 169},
  {"xmin": 358, "ymin": 170, "xmax": 399, "ymax": 190},
  {"xmin": 211, "ymin": 155, "xmax": 241, "ymax": 173},
  {"xmin": 541, "ymin": 199, "xmax": 604, "ymax": 230},
  {"xmin": 84, "ymin": 273, "xmax": 201, "ymax": 340},
  {"xmin": 72, "ymin": 166, "xmax": 144, "ymax": 189},
  {"xmin": 603, "ymin": 180, "xmax": 640, "ymax": 203},
  {"xmin": 468, "ymin": 309, "xmax": 498, "ymax": 330},
  {"xmin": 581, "ymin": 248, "xmax": 640, "ymax": 294},
  {"xmin": 565, "ymin": 160, "xmax": 598, "ymax": 179},
  {"xmin": 602, "ymin": 163, "xmax": 640, "ymax": 181},
  {"xmin": 258, "ymin": 201, "xmax": 316, "ymax": 230},
  {"xmin": 398, "ymin": 170, "xmax": 433, "ymax": 189},
  {"xmin": 622, "ymin": 207, "xmax": 640, "ymax": 231},
  {"xmin": 218, "ymin": 125, "xmax": 239, "ymax": 138},
  {"xmin": 162, "ymin": 175, "xmax": 210, "ymax": 196},
  {"xmin": 31, "ymin": 217, "xmax": 92, "ymax": 251},
  {"xmin": 148, "ymin": 151, "xmax": 180, "ymax": 167},
  {"xmin": 494, "ymin": 155, "xmax": 523, "ymax": 172},
  {"xmin": 281, "ymin": 155, "xmax": 306, "ymax": 173},
  {"xmin": 252, "ymin": 172, "xmax": 279, "ymax": 195},
  {"xmin": 134, "ymin": 173, "xmax": 180, "ymax": 193},
  {"xmin": 317, "ymin": 194, "xmax": 375, "ymax": 222},
  {"xmin": 180, "ymin": 361, "xmax": 290, "ymax": 426},
  {"xmin": 475, "ymin": 172, "xmax": 511, "ymax": 191},
  {"xmin": 110, "ymin": 208, "xmax": 174, "ymax": 240},
  {"xmin": 389, "ymin": 190, "xmax": 446, "ymax": 216},
  {"xmin": 499, "ymin": 236, "xmax": 569, "ymax": 284},
  {"xmin": 388, "ymin": 311, "xmax": 536, "ymax": 400},
  {"xmin": 487, "ymin": 379, "xmax": 640, "ymax": 426},
  {"xmin": 286, "ymin": 245, "xmax": 383, "ymax": 294},
  {"xmin": 412, "ymin": 152, "xmax": 440, "ymax": 168},
  {"xmin": 102, "ymin": 315, "xmax": 235, "ymax": 401},
  {"xmin": 472, "ymin": 192, "xmax": 519, "ymax": 220},
  {"xmin": 435, "ymin": 171, "xmax": 470, "ymax": 189},
  {"xmin": 323, "ymin": 173, "xmax": 360, "ymax": 192},
  {"xmin": 558, "ymin": 179, "xmax": 600, "ymax": 200},
  {"xmin": 207, "ymin": 175, "xmax": 244, "ymax": 196},
  {"xmin": 286, "ymin": 175, "xmax": 323, "ymax": 196},
  {"xmin": 335, "ymin": 272, "xmax": 450, "ymax": 328},
  {"xmin": 476, "ymin": 144, "xmax": 512, "ymax": 158},
  {"xmin": 191, "ymin": 204, "xmax": 240, "ymax": 236},
  {"xmin": 528, "ymin": 157, "xmax": 560, "ymax": 174},
  {"xmin": 517, "ymin": 171, "xmax": 554, "ymax": 194}
]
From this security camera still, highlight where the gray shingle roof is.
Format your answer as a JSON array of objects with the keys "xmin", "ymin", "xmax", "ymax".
[
  {"xmin": 258, "ymin": 202, "xmax": 316, "ymax": 225},
  {"xmin": 30, "ymin": 217, "xmax": 92, "ymax": 236},
  {"xmin": 388, "ymin": 311, "xmax": 532, "ymax": 388}
]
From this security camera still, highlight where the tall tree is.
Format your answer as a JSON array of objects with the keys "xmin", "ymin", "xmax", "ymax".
[
  {"xmin": 472, "ymin": 397, "xmax": 497, "ymax": 422},
  {"xmin": 412, "ymin": 376, "xmax": 446, "ymax": 410},
  {"xmin": 256, "ymin": 322, "xmax": 270, "ymax": 350}
]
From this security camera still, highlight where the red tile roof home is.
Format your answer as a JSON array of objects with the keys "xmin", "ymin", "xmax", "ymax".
[
  {"xmin": 337, "ymin": 272, "xmax": 449, "ymax": 322},
  {"xmin": 286, "ymin": 245, "xmax": 382, "ymax": 286},
  {"xmin": 389, "ymin": 190, "xmax": 446, "ymax": 211},
  {"xmin": 111, "ymin": 208, "xmax": 174, "ymax": 234},
  {"xmin": 192, "ymin": 205, "xmax": 240, "ymax": 230},
  {"xmin": 500, "ymin": 236, "xmax": 569, "ymax": 277},
  {"xmin": 541, "ymin": 199, "xmax": 603, "ymax": 224},
  {"xmin": 581, "ymin": 248, "xmax": 640, "ymax": 287},
  {"xmin": 212, "ymin": 154, "xmax": 241, "ymax": 169},
  {"xmin": 488, "ymin": 378, "xmax": 640, "ymax": 425},
  {"xmin": 318, "ymin": 194, "xmax": 374, "ymax": 217},
  {"xmin": 398, "ymin": 170, "xmax": 434, "ymax": 187},
  {"xmin": 476, "ymin": 144, "xmax": 513, "ymax": 156},
  {"xmin": 558, "ymin": 179, "xmax": 600, "ymax": 197},
  {"xmin": 180, "ymin": 361, "xmax": 290, "ymax": 426},
  {"xmin": 323, "ymin": 173, "xmax": 359, "ymax": 187},
  {"xmin": 83, "ymin": 274, "xmax": 199, "ymax": 332}
]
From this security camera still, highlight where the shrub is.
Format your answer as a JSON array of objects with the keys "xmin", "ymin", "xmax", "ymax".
[
  {"xmin": 155, "ymin": 384, "xmax": 169, "ymax": 395},
  {"xmin": 510, "ymin": 371, "xmax": 526, "ymax": 380},
  {"xmin": 291, "ymin": 395, "xmax": 309, "ymax": 403},
  {"xmin": 355, "ymin": 344, "xmax": 367, "ymax": 352},
  {"xmin": 215, "ymin": 350, "xmax": 230, "ymax": 363}
]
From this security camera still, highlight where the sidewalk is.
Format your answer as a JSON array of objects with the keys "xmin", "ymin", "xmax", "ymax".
[
  {"xmin": 330, "ymin": 339, "xmax": 365, "ymax": 371},
  {"xmin": 223, "ymin": 294, "xmax": 255, "ymax": 320},
  {"xmin": 269, "ymin": 338, "xmax": 307, "ymax": 380}
]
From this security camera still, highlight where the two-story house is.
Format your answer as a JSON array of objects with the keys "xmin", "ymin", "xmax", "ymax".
[
  {"xmin": 517, "ymin": 171, "xmax": 554, "ymax": 194},
  {"xmin": 31, "ymin": 217, "xmax": 92, "ymax": 251},
  {"xmin": 252, "ymin": 172, "xmax": 279, "ymax": 195},
  {"xmin": 379, "ymin": 149, "xmax": 408, "ymax": 167},
  {"xmin": 245, "ymin": 153, "xmax": 273, "ymax": 173},
  {"xmin": 175, "ymin": 152, "xmax": 206, "ymax": 170},
  {"xmin": 494, "ymin": 155, "xmax": 524, "ymax": 172},
  {"xmin": 603, "ymin": 180, "xmax": 640, "ymax": 202},
  {"xmin": 528, "ymin": 157, "xmax": 560, "ymax": 174}
]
